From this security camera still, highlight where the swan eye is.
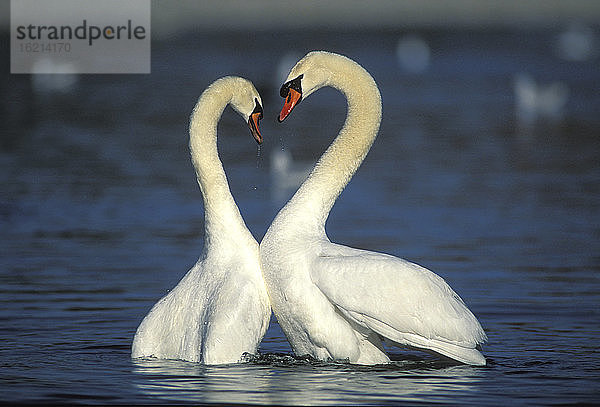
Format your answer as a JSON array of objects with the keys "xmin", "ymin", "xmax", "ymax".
[
  {"xmin": 280, "ymin": 74, "xmax": 303, "ymax": 98},
  {"xmin": 252, "ymin": 98, "xmax": 263, "ymax": 119}
]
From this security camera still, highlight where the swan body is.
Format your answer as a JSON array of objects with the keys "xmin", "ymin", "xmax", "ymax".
[
  {"xmin": 132, "ymin": 76, "xmax": 270, "ymax": 364},
  {"xmin": 261, "ymin": 51, "xmax": 487, "ymax": 366}
]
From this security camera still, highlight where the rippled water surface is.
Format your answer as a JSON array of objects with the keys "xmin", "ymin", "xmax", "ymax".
[{"xmin": 2, "ymin": 29, "xmax": 600, "ymax": 405}]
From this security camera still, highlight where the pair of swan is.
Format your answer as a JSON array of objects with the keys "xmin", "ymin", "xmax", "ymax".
[{"xmin": 131, "ymin": 51, "xmax": 487, "ymax": 366}]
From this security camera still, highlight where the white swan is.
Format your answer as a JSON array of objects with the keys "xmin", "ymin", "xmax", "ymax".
[
  {"xmin": 132, "ymin": 76, "xmax": 271, "ymax": 364},
  {"xmin": 261, "ymin": 51, "xmax": 487, "ymax": 366}
]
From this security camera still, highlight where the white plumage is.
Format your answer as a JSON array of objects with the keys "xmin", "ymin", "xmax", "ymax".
[
  {"xmin": 261, "ymin": 51, "xmax": 487, "ymax": 366},
  {"xmin": 132, "ymin": 77, "xmax": 270, "ymax": 364}
]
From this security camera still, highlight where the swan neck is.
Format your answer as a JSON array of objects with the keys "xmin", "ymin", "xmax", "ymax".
[
  {"xmin": 287, "ymin": 58, "xmax": 382, "ymax": 229},
  {"xmin": 189, "ymin": 80, "xmax": 250, "ymax": 240}
]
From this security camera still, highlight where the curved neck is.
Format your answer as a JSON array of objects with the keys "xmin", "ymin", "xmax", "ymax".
[
  {"xmin": 189, "ymin": 79, "xmax": 251, "ymax": 243},
  {"xmin": 283, "ymin": 59, "xmax": 382, "ymax": 232}
]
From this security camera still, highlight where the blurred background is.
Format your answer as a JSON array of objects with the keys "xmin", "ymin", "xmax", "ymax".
[{"xmin": 1, "ymin": 0, "xmax": 599, "ymax": 404}]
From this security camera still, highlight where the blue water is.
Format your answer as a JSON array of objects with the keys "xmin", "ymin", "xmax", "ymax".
[{"xmin": 2, "ymin": 28, "xmax": 600, "ymax": 405}]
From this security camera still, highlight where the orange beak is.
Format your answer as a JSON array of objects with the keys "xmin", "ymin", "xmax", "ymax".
[
  {"xmin": 278, "ymin": 88, "xmax": 302, "ymax": 123},
  {"xmin": 248, "ymin": 111, "xmax": 262, "ymax": 144}
]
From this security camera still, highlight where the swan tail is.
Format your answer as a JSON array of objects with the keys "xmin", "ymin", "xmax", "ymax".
[
  {"xmin": 343, "ymin": 309, "xmax": 486, "ymax": 366},
  {"xmin": 388, "ymin": 335, "xmax": 486, "ymax": 366}
]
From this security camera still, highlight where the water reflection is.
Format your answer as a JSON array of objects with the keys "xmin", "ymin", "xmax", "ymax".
[{"xmin": 132, "ymin": 355, "xmax": 484, "ymax": 405}]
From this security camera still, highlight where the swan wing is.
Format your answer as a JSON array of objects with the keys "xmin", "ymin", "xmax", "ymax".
[{"xmin": 311, "ymin": 243, "xmax": 487, "ymax": 364}]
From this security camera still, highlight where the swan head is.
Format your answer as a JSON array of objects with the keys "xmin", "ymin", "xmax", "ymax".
[
  {"xmin": 278, "ymin": 51, "xmax": 344, "ymax": 122},
  {"xmin": 228, "ymin": 77, "xmax": 264, "ymax": 144}
]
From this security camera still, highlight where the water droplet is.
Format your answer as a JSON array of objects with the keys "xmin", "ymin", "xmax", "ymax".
[{"xmin": 256, "ymin": 144, "xmax": 262, "ymax": 168}]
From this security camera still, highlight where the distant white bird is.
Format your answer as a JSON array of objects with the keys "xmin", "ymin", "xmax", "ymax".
[
  {"xmin": 31, "ymin": 58, "xmax": 78, "ymax": 95},
  {"xmin": 396, "ymin": 34, "xmax": 431, "ymax": 74},
  {"xmin": 270, "ymin": 148, "xmax": 312, "ymax": 205},
  {"xmin": 556, "ymin": 23, "xmax": 596, "ymax": 62},
  {"xmin": 514, "ymin": 73, "xmax": 569, "ymax": 132},
  {"xmin": 132, "ymin": 76, "xmax": 270, "ymax": 364},
  {"xmin": 261, "ymin": 51, "xmax": 487, "ymax": 366}
]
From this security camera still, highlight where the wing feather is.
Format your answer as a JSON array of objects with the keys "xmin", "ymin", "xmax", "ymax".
[{"xmin": 310, "ymin": 243, "xmax": 487, "ymax": 361}]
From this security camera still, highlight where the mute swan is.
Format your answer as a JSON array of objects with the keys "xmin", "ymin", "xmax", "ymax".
[
  {"xmin": 261, "ymin": 51, "xmax": 487, "ymax": 366},
  {"xmin": 132, "ymin": 76, "xmax": 271, "ymax": 364}
]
